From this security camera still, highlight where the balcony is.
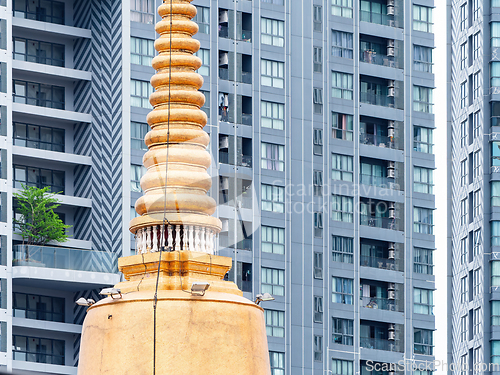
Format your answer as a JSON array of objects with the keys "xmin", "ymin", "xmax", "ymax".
[
  {"xmin": 360, "ymin": 133, "xmax": 394, "ymax": 149},
  {"xmin": 360, "ymin": 215, "xmax": 397, "ymax": 230},
  {"xmin": 360, "ymin": 50, "xmax": 394, "ymax": 68},
  {"xmin": 13, "ymin": 245, "xmax": 115, "ymax": 273},
  {"xmin": 241, "ymin": 113, "xmax": 252, "ymax": 126},
  {"xmin": 219, "ymin": 150, "xmax": 230, "ymax": 164},
  {"xmin": 238, "ymin": 29, "xmax": 252, "ymax": 42},
  {"xmin": 239, "ymin": 155, "xmax": 252, "ymax": 168},
  {"xmin": 360, "ymin": 10, "xmax": 394, "ymax": 27},
  {"xmin": 361, "ymin": 296, "xmax": 401, "ymax": 312},
  {"xmin": 360, "ymin": 255, "xmax": 395, "ymax": 271},
  {"xmin": 360, "ymin": 91, "xmax": 394, "ymax": 108},
  {"xmin": 360, "ymin": 337, "xmax": 398, "ymax": 352},
  {"xmin": 219, "ymin": 67, "xmax": 229, "ymax": 81},
  {"xmin": 360, "ymin": 174, "xmax": 397, "ymax": 189},
  {"xmin": 219, "ymin": 25, "xmax": 229, "ymax": 38},
  {"xmin": 236, "ymin": 238, "xmax": 252, "ymax": 251},
  {"xmin": 238, "ymin": 71, "xmax": 252, "ymax": 84}
]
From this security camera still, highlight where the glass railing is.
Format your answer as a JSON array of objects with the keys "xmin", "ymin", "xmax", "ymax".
[
  {"xmin": 359, "ymin": 10, "xmax": 394, "ymax": 27},
  {"xmin": 360, "ymin": 215, "xmax": 397, "ymax": 230},
  {"xmin": 239, "ymin": 71, "xmax": 252, "ymax": 84},
  {"xmin": 360, "ymin": 296, "xmax": 401, "ymax": 312},
  {"xmin": 219, "ymin": 25, "xmax": 229, "ymax": 38},
  {"xmin": 13, "ymin": 245, "xmax": 116, "ymax": 273},
  {"xmin": 360, "ymin": 50, "xmax": 395, "ymax": 67},
  {"xmin": 219, "ymin": 151, "xmax": 230, "ymax": 164},
  {"xmin": 360, "ymin": 174, "xmax": 397, "ymax": 190},
  {"xmin": 360, "ymin": 255, "xmax": 395, "ymax": 270},
  {"xmin": 360, "ymin": 337, "xmax": 399, "ymax": 352},
  {"xmin": 239, "ymin": 155, "xmax": 252, "ymax": 168},
  {"xmin": 219, "ymin": 67, "xmax": 230, "ymax": 81},
  {"xmin": 241, "ymin": 113, "xmax": 252, "ymax": 126},
  {"xmin": 238, "ymin": 29, "xmax": 252, "ymax": 42},
  {"xmin": 236, "ymin": 238, "xmax": 252, "ymax": 251},
  {"xmin": 360, "ymin": 91, "xmax": 394, "ymax": 107},
  {"xmin": 360, "ymin": 133, "xmax": 394, "ymax": 149}
]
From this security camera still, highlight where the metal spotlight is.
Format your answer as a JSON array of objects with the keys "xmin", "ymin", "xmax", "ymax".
[
  {"xmin": 255, "ymin": 293, "xmax": 275, "ymax": 305},
  {"xmin": 99, "ymin": 288, "xmax": 122, "ymax": 299},
  {"xmin": 76, "ymin": 297, "xmax": 95, "ymax": 307},
  {"xmin": 191, "ymin": 282, "xmax": 210, "ymax": 296}
]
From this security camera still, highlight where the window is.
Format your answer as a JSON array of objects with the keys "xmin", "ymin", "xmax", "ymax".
[
  {"xmin": 414, "ymin": 288, "xmax": 434, "ymax": 315},
  {"xmin": 472, "ymin": 110, "xmax": 479, "ymax": 137},
  {"xmin": 414, "ymin": 166, "xmax": 434, "ymax": 194},
  {"xmin": 13, "ymin": 293, "xmax": 64, "ymax": 322},
  {"xmin": 493, "ymin": 62, "xmax": 500, "ymax": 88},
  {"xmin": 331, "ymin": 195, "xmax": 353, "ymax": 223},
  {"xmin": 414, "ymin": 207, "xmax": 434, "ymax": 234},
  {"xmin": 193, "ymin": 6, "xmax": 210, "ymax": 34},
  {"xmin": 332, "ymin": 154, "xmax": 353, "ymax": 182},
  {"xmin": 473, "ymin": 268, "xmax": 480, "ymax": 297},
  {"xmin": 262, "ymin": 226, "xmax": 284, "ymax": 254},
  {"xmin": 460, "ymin": 43, "xmax": 467, "ymax": 70},
  {"xmin": 13, "ymin": 80, "xmax": 64, "ymax": 109},
  {"xmin": 493, "ymin": 22, "xmax": 500, "ymax": 47},
  {"xmin": 13, "ymin": 0, "xmax": 64, "ymax": 24},
  {"xmin": 460, "ymin": 315, "xmax": 467, "ymax": 342},
  {"xmin": 261, "ymin": 18, "xmax": 284, "ymax": 47},
  {"xmin": 313, "ymin": 5, "xmax": 322, "ymax": 32},
  {"xmin": 332, "ymin": 112, "xmax": 353, "ymax": 141},
  {"xmin": 331, "ymin": 359, "xmax": 353, "ymax": 375},
  {"xmin": 14, "ymin": 165, "xmax": 64, "ymax": 193},
  {"xmin": 262, "ymin": 184, "xmax": 284, "ymax": 213},
  {"xmin": 473, "ymin": 150, "xmax": 480, "ymax": 179},
  {"xmin": 269, "ymin": 352, "xmax": 284, "ymax": 375},
  {"xmin": 493, "ymin": 182, "xmax": 500, "ymax": 206},
  {"xmin": 473, "ymin": 190, "xmax": 481, "ymax": 219},
  {"xmin": 414, "ymin": 328, "xmax": 433, "ymax": 355},
  {"xmin": 332, "ymin": 318, "xmax": 354, "ymax": 345},
  {"xmin": 14, "ymin": 123, "xmax": 64, "ymax": 152},
  {"xmin": 261, "ymin": 59, "xmax": 284, "ymax": 88},
  {"xmin": 413, "ymin": 85, "xmax": 433, "ymax": 113},
  {"xmin": 460, "ymin": 160, "xmax": 467, "ymax": 186},
  {"xmin": 261, "ymin": 143, "xmax": 284, "ymax": 171},
  {"xmin": 313, "ymin": 48, "xmax": 322, "ymax": 73},
  {"xmin": 261, "ymin": 101, "xmax": 284, "ymax": 130},
  {"xmin": 472, "ymin": 0, "xmax": 480, "ymax": 21},
  {"xmin": 460, "ymin": 198, "xmax": 467, "ymax": 225},
  {"xmin": 13, "ymin": 335, "xmax": 64, "ymax": 365},
  {"xmin": 314, "ymin": 296, "xmax": 323, "ymax": 323},
  {"xmin": 314, "ymin": 335, "xmax": 322, "ymax": 361},
  {"xmin": 493, "ymin": 222, "xmax": 500, "ymax": 247},
  {"xmin": 313, "ymin": 170, "xmax": 323, "ymax": 196},
  {"xmin": 460, "ymin": 81, "xmax": 467, "ymax": 109},
  {"xmin": 194, "ymin": 48, "xmax": 210, "ymax": 76},
  {"xmin": 414, "ymin": 45, "xmax": 433, "ymax": 73},
  {"xmin": 492, "ymin": 261, "xmax": 500, "ymax": 286},
  {"xmin": 314, "ymin": 252, "xmax": 323, "ymax": 279},
  {"xmin": 460, "ymin": 276, "xmax": 467, "ymax": 303},
  {"xmin": 331, "ymin": 31, "xmax": 353, "ymax": 59},
  {"xmin": 460, "ymin": 4, "xmax": 466, "ymax": 31},
  {"xmin": 460, "ymin": 120, "xmax": 467, "ymax": 147},
  {"xmin": 414, "ymin": 247, "xmax": 433, "ymax": 275},
  {"xmin": 332, "ymin": 277, "xmax": 353, "ymax": 304},
  {"xmin": 473, "ymin": 32, "xmax": 480, "ymax": 60},
  {"xmin": 492, "ymin": 341, "xmax": 500, "ymax": 364},
  {"xmin": 331, "ymin": 71, "xmax": 353, "ymax": 100},
  {"xmin": 131, "ymin": 79, "xmax": 153, "ymax": 109},
  {"xmin": 460, "ymin": 237, "xmax": 467, "ymax": 264},
  {"xmin": 262, "ymin": 267, "xmax": 284, "ymax": 296},
  {"xmin": 473, "ymin": 229, "xmax": 481, "ymax": 256},
  {"xmin": 494, "ymin": 0, "xmax": 500, "ymax": 7},
  {"xmin": 131, "ymin": 164, "xmax": 146, "ymax": 192},
  {"xmin": 131, "ymin": 122, "xmax": 148, "ymax": 151},
  {"xmin": 331, "ymin": 0, "xmax": 353, "ymax": 18},
  {"xmin": 265, "ymin": 310, "xmax": 284, "ymax": 337},
  {"xmin": 413, "ymin": 5, "xmax": 433, "ymax": 33},
  {"xmin": 473, "ymin": 71, "xmax": 480, "ymax": 100},
  {"xmin": 13, "ymin": 38, "xmax": 64, "ymax": 67},
  {"xmin": 332, "ymin": 235, "xmax": 353, "ymax": 263},
  {"xmin": 131, "ymin": 0, "xmax": 154, "ymax": 24},
  {"xmin": 493, "ymin": 301, "xmax": 500, "ymax": 325},
  {"xmin": 493, "ymin": 102, "xmax": 500, "ymax": 127},
  {"xmin": 314, "ymin": 212, "xmax": 323, "ymax": 237},
  {"xmin": 313, "ymin": 88, "xmax": 323, "ymax": 114},
  {"xmin": 131, "ymin": 37, "xmax": 154, "ymax": 66}
]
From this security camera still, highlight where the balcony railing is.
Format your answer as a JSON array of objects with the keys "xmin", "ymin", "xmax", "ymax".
[
  {"xmin": 241, "ymin": 113, "xmax": 252, "ymax": 126},
  {"xmin": 360, "ymin": 91, "xmax": 394, "ymax": 107},
  {"xmin": 361, "ymin": 296, "xmax": 401, "ymax": 312},
  {"xmin": 360, "ymin": 215, "xmax": 397, "ymax": 230},
  {"xmin": 219, "ymin": 67, "xmax": 230, "ymax": 80},
  {"xmin": 360, "ymin": 255, "xmax": 396, "ymax": 271},
  {"xmin": 360, "ymin": 10, "xmax": 394, "ymax": 27},
  {"xmin": 360, "ymin": 174, "xmax": 398, "ymax": 190},
  {"xmin": 236, "ymin": 238, "xmax": 252, "ymax": 251},
  {"xmin": 219, "ymin": 25, "xmax": 229, "ymax": 38},
  {"xmin": 219, "ymin": 150, "xmax": 230, "ymax": 164},
  {"xmin": 239, "ymin": 155, "xmax": 252, "ymax": 168},
  {"xmin": 13, "ymin": 245, "xmax": 115, "ymax": 273},
  {"xmin": 360, "ymin": 337, "xmax": 399, "ymax": 352},
  {"xmin": 360, "ymin": 50, "xmax": 395, "ymax": 68},
  {"xmin": 360, "ymin": 133, "xmax": 394, "ymax": 149},
  {"xmin": 238, "ymin": 71, "xmax": 252, "ymax": 84},
  {"xmin": 238, "ymin": 29, "xmax": 252, "ymax": 42}
]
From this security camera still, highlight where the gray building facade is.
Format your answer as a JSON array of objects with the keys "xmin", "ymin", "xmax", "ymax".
[{"xmin": 0, "ymin": 0, "xmax": 434, "ymax": 373}]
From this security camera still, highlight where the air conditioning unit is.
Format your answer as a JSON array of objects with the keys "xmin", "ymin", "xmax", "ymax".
[
  {"xmin": 387, "ymin": 5, "xmax": 395, "ymax": 15},
  {"xmin": 389, "ymin": 20, "xmax": 396, "ymax": 27},
  {"xmin": 221, "ymin": 219, "xmax": 229, "ymax": 232},
  {"xmin": 219, "ymin": 135, "xmax": 229, "ymax": 149},
  {"xmin": 388, "ymin": 290, "xmax": 396, "ymax": 300},
  {"xmin": 388, "ymin": 242, "xmax": 396, "ymax": 259},
  {"xmin": 388, "ymin": 282, "xmax": 395, "ymax": 290},
  {"xmin": 387, "ymin": 47, "xmax": 395, "ymax": 57},
  {"xmin": 219, "ymin": 52, "xmax": 229, "ymax": 66},
  {"xmin": 388, "ymin": 330, "xmax": 396, "ymax": 340},
  {"xmin": 388, "ymin": 39, "xmax": 395, "ymax": 48},
  {"xmin": 389, "ymin": 204, "xmax": 396, "ymax": 218},
  {"xmin": 388, "ymin": 323, "xmax": 395, "ymax": 331},
  {"xmin": 387, "ymin": 0, "xmax": 395, "ymax": 6},
  {"xmin": 388, "ymin": 80, "xmax": 395, "ymax": 88},
  {"xmin": 388, "ymin": 87, "xmax": 395, "ymax": 97},
  {"xmin": 220, "ymin": 177, "xmax": 229, "ymax": 190},
  {"xmin": 387, "ymin": 161, "xmax": 395, "ymax": 178},
  {"xmin": 219, "ymin": 9, "xmax": 228, "ymax": 23}
]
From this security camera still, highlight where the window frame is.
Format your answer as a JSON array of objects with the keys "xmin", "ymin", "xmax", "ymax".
[
  {"xmin": 261, "ymin": 59, "xmax": 284, "ymax": 88},
  {"xmin": 331, "ymin": 194, "xmax": 354, "ymax": 223}
]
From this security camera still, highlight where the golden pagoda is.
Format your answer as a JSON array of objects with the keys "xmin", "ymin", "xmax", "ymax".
[{"xmin": 77, "ymin": 1, "xmax": 271, "ymax": 374}]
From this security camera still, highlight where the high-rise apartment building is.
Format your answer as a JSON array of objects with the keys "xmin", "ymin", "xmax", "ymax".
[
  {"xmin": 0, "ymin": 0, "xmax": 434, "ymax": 373},
  {"xmin": 449, "ymin": 0, "xmax": 500, "ymax": 373}
]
